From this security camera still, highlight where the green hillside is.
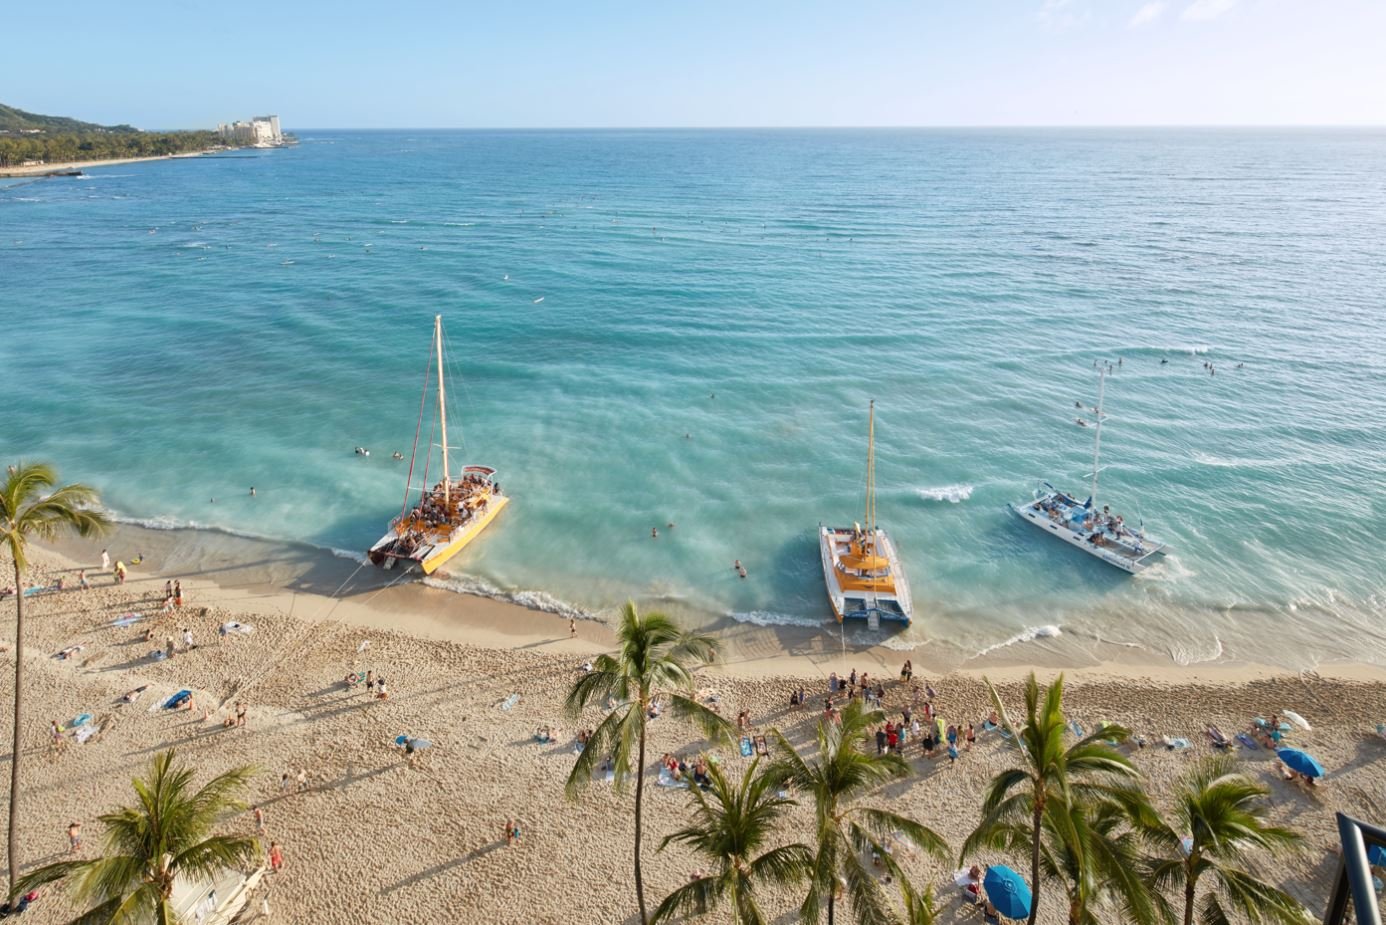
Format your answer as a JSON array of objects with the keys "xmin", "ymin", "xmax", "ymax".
[
  {"xmin": 0, "ymin": 103, "xmax": 136, "ymax": 134},
  {"xmin": 0, "ymin": 102, "xmax": 221, "ymax": 169}
]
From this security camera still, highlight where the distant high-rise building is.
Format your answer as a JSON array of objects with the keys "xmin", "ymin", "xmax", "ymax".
[{"xmin": 218, "ymin": 115, "xmax": 284, "ymax": 147}]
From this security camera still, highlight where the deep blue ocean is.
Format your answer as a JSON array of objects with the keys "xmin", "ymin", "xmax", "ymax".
[{"xmin": 4, "ymin": 129, "xmax": 1384, "ymax": 668}]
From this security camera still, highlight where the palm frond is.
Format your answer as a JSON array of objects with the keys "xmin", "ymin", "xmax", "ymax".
[{"xmin": 649, "ymin": 875, "xmax": 722, "ymax": 924}]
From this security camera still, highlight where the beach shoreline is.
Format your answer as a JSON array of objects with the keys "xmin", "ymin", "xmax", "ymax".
[
  {"xmin": 0, "ymin": 149, "xmax": 226, "ymax": 178},
  {"xmin": 5, "ymin": 538, "xmax": 1384, "ymax": 923},
  {"xmin": 39, "ymin": 521, "xmax": 1385, "ymax": 687}
]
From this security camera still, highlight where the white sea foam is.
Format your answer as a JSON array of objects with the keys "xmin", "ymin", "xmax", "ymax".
[
  {"xmin": 1170, "ymin": 633, "xmax": 1223, "ymax": 666},
  {"xmin": 975, "ymin": 624, "xmax": 1062, "ymax": 657},
  {"xmin": 915, "ymin": 484, "xmax": 973, "ymax": 503},
  {"xmin": 329, "ymin": 547, "xmax": 369, "ymax": 565},
  {"xmin": 422, "ymin": 575, "xmax": 599, "ymax": 622},
  {"xmin": 727, "ymin": 609, "xmax": 819, "ymax": 628}
]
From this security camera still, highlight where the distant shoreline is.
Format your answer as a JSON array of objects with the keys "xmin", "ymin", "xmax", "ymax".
[{"xmin": 0, "ymin": 148, "xmax": 221, "ymax": 178}]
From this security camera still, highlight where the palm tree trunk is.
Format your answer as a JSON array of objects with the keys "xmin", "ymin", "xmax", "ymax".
[
  {"xmin": 634, "ymin": 717, "xmax": 648, "ymax": 924},
  {"xmin": 1183, "ymin": 874, "xmax": 1196, "ymax": 925},
  {"xmin": 827, "ymin": 892, "xmax": 834, "ymax": 925},
  {"xmin": 7, "ymin": 560, "xmax": 23, "ymax": 896},
  {"xmin": 1027, "ymin": 801, "xmax": 1043, "ymax": 925}
]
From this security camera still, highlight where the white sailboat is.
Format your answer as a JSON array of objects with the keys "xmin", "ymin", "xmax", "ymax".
[
  {"xmin": 818, "ymin": 401, "xmax": 914, "ymax": 628},
  {"xmin": 1010, "ymin": 368, "xmax": 1167, "ymax": 574}
]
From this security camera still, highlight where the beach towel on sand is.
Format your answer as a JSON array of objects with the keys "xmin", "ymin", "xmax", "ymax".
[
  {"xmin": 1236, "ymin": 732, "xmax": 1259, "ymax": 750},
  {"xmin": 163, "ymin": 690, "xmax": 191, "ymax": 710},
  {"xmin": 657, "ymin": 770, "xmax": 688, "ymax": 789},
  {"xmin": 739, "ymin": 737, "xmax": 753, "ymax": 757},
  {"xmin": 498, "ymin": 693, "xmax": 521, "ymax": 711}
]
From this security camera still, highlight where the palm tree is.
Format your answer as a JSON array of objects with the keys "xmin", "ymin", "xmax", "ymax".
[
  {"xmin": 651, "ymin": 757, "xmax": 813, "ymax": 924},
  {"xmin": 1, "ymin": 462, "xmax": 109, "ymax": 894},
  {"xmin": 771, "ymin": 698, "xmax": 948, "ymax": 925},
  {"xmin": 961, "ymin": 673, "xmax": 1139, "ymax": 925},
  {"xmin": 970, "ymin": 784, "xmax": 1162, "ymax": 924},
  {"xmin": 10, "ymin": 749, "xmax": 260, "ymax": 923},
  {"xmin": 565, "ymin": 601, "xmax": 731, "ymax": 924},
  {"xmin": 1145, "ymin": 755, "xmax": 1306, "ymax": 925}
]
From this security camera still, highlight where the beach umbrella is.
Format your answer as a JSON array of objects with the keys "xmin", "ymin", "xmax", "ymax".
[
  {"xmin": 1282, "ymin": 710, "xmax": 1311, "ymax": 731},
  {"xmin": 1367, "ymin": 843, "xmax": 1386, "ymax": 867},
  {"xmin": 983, "ymin": 865, "xmax": 1033, "ymax": 920},
  {"xmin": 1276, "ymin": 747, "xmax": 1325, "ymax": 779}
]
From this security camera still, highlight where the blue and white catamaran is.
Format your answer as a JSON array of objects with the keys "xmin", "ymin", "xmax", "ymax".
[{"xmin": 1009, "ymin": 368, "xmax": 1167, "ymax": 574}]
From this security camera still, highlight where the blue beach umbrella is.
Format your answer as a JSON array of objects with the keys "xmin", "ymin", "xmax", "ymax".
[
  {"xmin": 1276, "ymin": 747, "xmax": 1325, "ymax": 779},
  {"xmin": 1366, "ymin": 843, "xmax": 1385, "ymax": 867},
  {"xmin": 983, "ymin": 865, "xmax": 1033, "ymax": 920}
]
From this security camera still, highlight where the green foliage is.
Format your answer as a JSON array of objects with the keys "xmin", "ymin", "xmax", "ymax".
[
  {"xmin": 651, "ymin": 758, "xmax": 813, "ymax": 925},
  {"xmin": 0, "ymin": 102, "xmax": 135, "ymax": 133},
  {"xmin": 11, "ymin": 749, "xmax": 261, "ymax": 923},
  {"xmin": 771, "ymin": 698, "xmax": 949, "ymax": 925},
  {"xmin": 0, "ymin": 129, "xmax": 222, "ymax": 168},
  {"xmin": 3, "ymin": 461, "xmax": 109, "ymax": 895},
  {"xmin": 1143, "ymin": 755, "xmax": 1308, "ymax": 925},
  {"xmin": 565, "ymin": 601, "xmax": 731, "ymax": 923},
  {"xmin": 962, "ymin": 674, "xmax": 1141, "ymax": 925}
]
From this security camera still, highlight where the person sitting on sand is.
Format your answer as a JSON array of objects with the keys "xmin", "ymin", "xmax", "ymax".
[
  {"xmin": 536, "ymin": 725, "xmax": 553, "ymax": 744},
  {"xmin": 737, "ymin": 710, "xmax": 749, "ymax": 731},
  {"xmin": 375, "ymin": 678, "xmax": 389, "ymax": 700}
]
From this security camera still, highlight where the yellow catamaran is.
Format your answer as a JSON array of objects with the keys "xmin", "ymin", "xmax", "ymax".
[
  {"xmin": 367, "ymin": 315, "xmax": 509, "ymax": 574},
  {"xmin": 818, "ymin": 400, "xmax": 913, "ymax": 628}
]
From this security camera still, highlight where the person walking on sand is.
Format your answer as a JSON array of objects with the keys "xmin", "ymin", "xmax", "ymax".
[
  {"xmin": 165, "ymin": 636, "xmax": 176, "ymax": 659},
  {"xmin": 114, "ymin": 561, "xmax": 127, "ymax": 584},
  {"xmin": 165, "ymin": 580, "xmax": 173, "ymax": 600},
  {"xmin": 78, "ymin": 569, "xmax": 89, "ymax": 590},
  {"xmin": 268, "ymin": 841, "xmax": 283, "ymax": 873},
  {"xmin": 280, "ymin": 772, "xmax": 291, "ymax": 793},
  {"xmin": 100, "ymin": 549, "xmax": 110, "ymax": 572},
  {"xmin": 505, "ymin": 818, "xmax": 521, "ymax": 847},
  {"xmin": 253, "ymin": 805, "xmax": 266, "ymax": 834},
  {"xmin": 174, "ymin": 580, "xmax": 183, "ymax": 607},
  {"xmin": 236, "ymin": 701, "xmax": 247, "ymax": 728},
  {"xmin": 67, "ymin": 821, "xmax": 82, "ymax": 854},
  {"xmin": 569, "ymin": 618, "xmax": 577, "ymax": 639},
  {"xmin": 295, "ymin": 768, "xmax": 307, "ymax": 792}
]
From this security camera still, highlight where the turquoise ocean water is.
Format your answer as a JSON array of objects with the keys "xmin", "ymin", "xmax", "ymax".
[{"xmin": 3, "ymin": 129, "xmax": 1385, "ymax": 668}]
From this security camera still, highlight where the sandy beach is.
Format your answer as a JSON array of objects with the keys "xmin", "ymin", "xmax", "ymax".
[
  {"xmin": 0, "ymin": 151, "xmax": 220, "ymax": 178},
  {"xmin": 3, "ymin": 531, "xmax": 1384, "ymax": 924}
]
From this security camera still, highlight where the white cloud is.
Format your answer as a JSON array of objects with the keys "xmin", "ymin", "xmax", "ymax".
[
  {"xmin": 1037, "ymin": 0, "xmax": 1086, "ymax": 31},
  {"xmin": 1181, "ymin": 0, "xmax": 1237, "ymax": 21},
  {"xmin": 1129, "ymin": 2, "xmax": 1167, "ymax": 27}
]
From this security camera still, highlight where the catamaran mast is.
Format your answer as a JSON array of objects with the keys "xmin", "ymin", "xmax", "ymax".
[
  {"xmin": 1090, "ymin": 367, "xmax": 1106, "ymax": 506},
  {"xmin": 864, "ymin": 400, "xmax": 876, "ymax": 540},
  {"xmin": 435, "ymin": 314, "xmax": 449, "ymax": 507}
]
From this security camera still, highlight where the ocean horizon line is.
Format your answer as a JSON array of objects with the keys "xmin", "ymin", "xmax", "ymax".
[{"xmin": 278, "ymin": 122, "xmax": 1386, "ymax": 133}]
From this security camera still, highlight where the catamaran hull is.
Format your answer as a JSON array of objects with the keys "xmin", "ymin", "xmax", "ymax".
[
  {"xmin": 368, "ymin": 495, "xmax": 510, "ymax": 575},
  {"xmin": 1009, "ymin": 500, "xmax": 1163, "ymax": 574},
  {"xmin": 818, "ymin": 526, "xmax": 912, "ymax": 628}
]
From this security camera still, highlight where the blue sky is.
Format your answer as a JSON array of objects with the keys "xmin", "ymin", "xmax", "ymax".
[{"xmin": 10, "ymin": 0, "xmax": 1384, "ymax": 129}]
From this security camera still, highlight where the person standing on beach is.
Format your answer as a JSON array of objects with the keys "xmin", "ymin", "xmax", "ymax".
[
  {"xmin": 569, "ymin": 618, "xmax": 577, "ymax": 639},
  {"xmin": 114, "ymin": 561, "xmax": 127, "ymax": 584},
  {"xmin": 236, "ymin": 702, "xmax": 247, "ymax": 728},
  {"xmin": 67, "ymin": 821, "xmax": 82, "ymax": 854},
  {"xmin": 253, "ymin": 805, "xmax": 266, "ymax": 834},
  {"xmin": 100, "ymin": 549, "xmax": 110, "ymax": 572},
  {"xmin": 78, "ymin": 569, "xmax": 89, "ymax": 590},
  {"xmin": 295, "ymin": 768, "xmax": 307, "ymax": 792},
  {"xmin": 280, "ymin": 772, "xmax": 291, "ymax": 793},
  {"xmin": 174, "ymin": 580, "xmax": 183, "ymax": 607},
  {"xmin": 268, "ymin": 841, "xmax": 283, "ymax": 873}
]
